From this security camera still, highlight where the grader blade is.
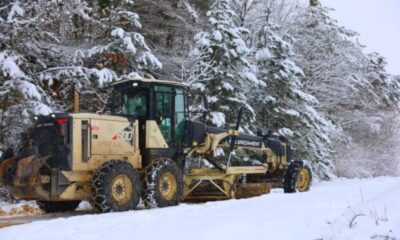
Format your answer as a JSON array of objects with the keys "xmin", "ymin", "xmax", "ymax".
[{"xmin": 234, "ymin": 183, "xmax": 271, "ymax": 199}]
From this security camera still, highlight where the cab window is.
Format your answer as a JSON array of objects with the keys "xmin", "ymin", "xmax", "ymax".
[
  {"xmin": 175, "ymin": 90, "xmax": 185, "ymax": 144},
  {"xmin": 155, "ymin": 86, "xmax": 173, "ymax": 141},
  {"xmin": 122, "ymin": 91, "xmax": 147, "ymax": 118}
]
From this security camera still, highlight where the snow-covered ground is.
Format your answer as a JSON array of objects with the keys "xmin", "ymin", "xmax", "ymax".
[
  {"xmin": 0, "ymin": 177, "xmax": 399, "ymax": 240},
  {"xmin": 0, "ymin": 201, "xmax": 40, "ymax": 217}
]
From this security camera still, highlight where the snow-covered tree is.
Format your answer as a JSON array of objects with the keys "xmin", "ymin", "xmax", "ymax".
[
  {"xmin": 0, "ymin": 1, "xmax": 54, "ymax": 147},
  {"xmin": 253, "ymin": 12, "xmax": 335, "ymax": 179},
  {"xmin": 289, "ymin": 5, "xmax": 367, "ymax": 117},
  {"xmin": 36, "ymin": 0, "xmax": 162, "ymax": 111},
  {"xmin": 187, "ymin": 0, "xmax": 260, "ymax": 130},
  {"xmin": 0, "ymin": 0, "xmax": 161, "ymax": 147},
  {"xmin": 363, "ymin": 53, "xmax": 400, "ymax": 109},
  {"xmin": 84, "ymin": 0, "xmax": 162, "ymax": 77},
  {"xmin": 230, "ymin": 0, "xmax": 303, "ymax": 49},
  {"xmin": 290, "ymin": 4, "xmax": 400, "ymax": 178}
]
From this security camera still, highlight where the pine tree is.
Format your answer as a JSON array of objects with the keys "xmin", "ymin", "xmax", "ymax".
[
  {"xmin": 0, "ymin": 1, "xmax": 54, "ymax": 147},
  {"xmin": 0, "ymin": 0, "xmax": 161, "ymax": 147},
  {"xmin": 187, "ymin": 0, "xmax": 260, "ymax": 130},
  {"xmin": 289, "ymin": 5, "xmax": 365, "ymax": 116},
  {"xmin": 254, "ymin": 12, "xmax": 335, "ymax": 179},
  {"xmin": 290, "ymin": 4, "xmax": 400, "ymax": 178},
  {"xmin": 36, "ymin": 0, "xmax": 162, "ymax": 111},
  {"xmin": 363, "ymin": 53, "xmax": 400, "ymax": 109},
  {"xmin": 84, "ymin": 0, "xmax": 162, "ymax": 77}
]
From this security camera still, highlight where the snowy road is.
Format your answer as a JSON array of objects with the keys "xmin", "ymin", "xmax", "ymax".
[{"xmin": 0, "ymin": 177, "xmax": 399, "ymax": 240}]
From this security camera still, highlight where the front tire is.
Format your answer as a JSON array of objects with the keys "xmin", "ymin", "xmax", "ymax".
[
  {"xmin": 37, "ymin": 200, "xmax": 80, "ymax": 213},
  {"xmin": 143, "ymin": 158, "xmax": 183, "ymax": 208},
  {"xmin": 91, "ymin": 160, "xmax": 141, "ymax": 213},
  {"xmin": 283, "ymin": 160, "xmax": 312, "ymax": 193}
]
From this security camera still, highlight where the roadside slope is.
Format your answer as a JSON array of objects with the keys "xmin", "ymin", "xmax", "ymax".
[{"xmin": 0, "ymin": 177, "xmax": 399, "ymax": 240}]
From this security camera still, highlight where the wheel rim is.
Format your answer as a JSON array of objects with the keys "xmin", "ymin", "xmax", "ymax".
[
  {"xmin": 158, "ymin": 172, "xmax": 177, "ymax": 201},
  {"xmin": 111, "ymin": 174, "xmax": 133, "ymax": 205},
  {"xmin": 296, "ymin": 168, "xmax": 310, "ymax": 192}
]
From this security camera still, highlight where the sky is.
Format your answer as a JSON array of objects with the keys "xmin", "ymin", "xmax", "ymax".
[{"xmin": 322, "ymin": 0, "xmax": 400, "ymax": 75}]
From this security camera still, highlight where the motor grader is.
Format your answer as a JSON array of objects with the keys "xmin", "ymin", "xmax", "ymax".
[{"xmin": 0, "ymin": 77, "xmax": 311, "ymax": 213}]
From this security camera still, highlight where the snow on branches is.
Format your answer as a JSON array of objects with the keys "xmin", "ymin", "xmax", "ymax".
[{"xmin": 186, "ymin": 0, "xmax": 260, "ymax": 130}]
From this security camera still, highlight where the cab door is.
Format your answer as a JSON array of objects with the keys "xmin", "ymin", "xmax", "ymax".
[
  {"xmin": 174, "ymin": 89, "xmax": 185, "ymax": 145},
  {"xmin": 155, "ymin": 86, "xmax": 173, "ymax": 143}
]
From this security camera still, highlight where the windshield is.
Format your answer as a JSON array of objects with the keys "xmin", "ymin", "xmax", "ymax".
[{"xmin": 122, "ymin": 91, "xmax": 147, "ymax": 118}]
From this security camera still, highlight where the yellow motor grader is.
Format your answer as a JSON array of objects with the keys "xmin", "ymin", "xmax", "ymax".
[{"xmin": 0, "ymin": 77, "xmax": 311, "ymax": 213}]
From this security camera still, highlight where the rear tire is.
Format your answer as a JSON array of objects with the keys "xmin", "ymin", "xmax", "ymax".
[
  {"xmin": 143, "ymin": 158, "xmax": 183, "ymax": 208},
  {"xmin": 91, "ymin": 160, "xmax": 141, "ymax": 213},
  {"xmin": 37, "ymin": 200, "xmax": 80, "ymax": 213},
  {"xmin": 283, "ymin": 160, "xmax": 312, "ymax": 193}
]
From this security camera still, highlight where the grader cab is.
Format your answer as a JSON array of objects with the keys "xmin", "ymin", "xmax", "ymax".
[{"xmin": 0, "ymin": 77, "xmax": 312, "ymax": 213}]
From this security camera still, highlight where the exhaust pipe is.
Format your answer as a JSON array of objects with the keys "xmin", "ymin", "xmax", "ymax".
[{"xmin": 73, "ymin": 89, "xmax": 79, "ymax": 113}]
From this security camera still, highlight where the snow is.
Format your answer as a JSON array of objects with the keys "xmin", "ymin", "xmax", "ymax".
[
  {"xmin": 111, "ymin": 28, "xmax": 125, "ymax": 39},
  {"xmin": 111, "ymin": 28, "xmax": 138, "ymax": 53},
  {"xmin": 194, "ymin": 32, "xmax": 210, "ymax": 47},
  {"xmin": 132, "ymin": 33, "xmax": 148, "ymax": 49},
  {"xmin": 140, "ymin": 52, "xmax": 163, "ymax": 69},
  {"xmin": 18, "ymin": 81, "xmax": 42, "ymax": 101},
  {"xmin": 118, "ymin": 11, "xmax": 142, "ymax": 28},
  {"xmin": 293, "ymin": 88, "xmax": 317, "ymax": 103},
  {"xmin": 33, "ymin": 102, "xmax": 52, "ymax": 115},
  {"xmin": 90, "ymin": 68, "xmax": 115, "ymax": 86},
  {"xmin": 0, "ymin": 201, "xmax": 40, "ymax": 217},
  {"xmin": 123, "ymin": 36, "xmax": 137, "ymax": 53},
  {"xmin": 0, "ymin": 201, "xmax": 92, "ymax": 217},
  {"xmin": 255, "ymin": 48, "xmax": 271, "ymax": 61},
  {"xmin": 222, "ymin": 82, "xmax": 234, "ymax": 91},
  {"xmin": 280, "ymin": 108, "xmax": 300, "ymax": 117},
  {"xmin": 278, "ymin": 127, "xmax": 294, "ymax": 137},
  {"xmin": 191, "ymin": 82, "xmax": 205, "ymax": 91},
  {"xmin": 1, "ymin": 55, "xmax": 25, "ymax": 79},
  {"xmin": 210, "ymin": 111, "xmax": 225, "ymax": 127},
  {"xmin": 212, "ymin": 30, "xmax": 222, "ymax": 42},
  {"xmin": 242, "ymin": 72, "xmax": 260, "ymax": 85},
  {"xmin": 179, "ymin": 0, "xmax": 198, "ymax": 21},
  {"xmin": 207, "ymin": 96, "xmax": 218, "ymax": 103},
  {"xmin": 278, "ymin": 69, "xmax": 288, "ymax": 78},
  {"xmin": 7, "ymin": 3, "xmax": 24, "ymax": 22},
  {"xmin": 0, "ymin": 177, "xmax": 399, "ymax": 240}
]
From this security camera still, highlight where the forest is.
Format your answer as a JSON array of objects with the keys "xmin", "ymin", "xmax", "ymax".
[{"xmin": 0, "ymin": 0, "xmax": 399, "ymax": 180}]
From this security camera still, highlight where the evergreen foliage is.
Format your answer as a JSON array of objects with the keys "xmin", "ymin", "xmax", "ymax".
[
  {"xmin": 254, "ymin": 11, "xmax": 334, "ymax": 179},
  {"xmin": 289, "ymin": 4, "xmax": 400, "ymax": 177},
  {"xmin": 0, "ymin": 0, "xmax": 399, "ymax": 178},
  {"xmin": 188, "ymin": 0, "xmax": 260, "ymax": 130},
  {"xmin": 0, "ymin": 0, "xmax": 161, "ymax": 146}
]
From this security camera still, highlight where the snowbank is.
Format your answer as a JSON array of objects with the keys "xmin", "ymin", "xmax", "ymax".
[
  {"xmin": 0, "ymin": 177, "xmax": 399, "ymax": 240},
  {"xmin": 0, "ymin": 201, "xmax": 40, "ymax": 217}
]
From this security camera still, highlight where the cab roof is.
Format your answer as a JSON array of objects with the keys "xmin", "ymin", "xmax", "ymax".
[{"xmin": 111, "ymin": 76, "xmax": 189, "ymax": 89}]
